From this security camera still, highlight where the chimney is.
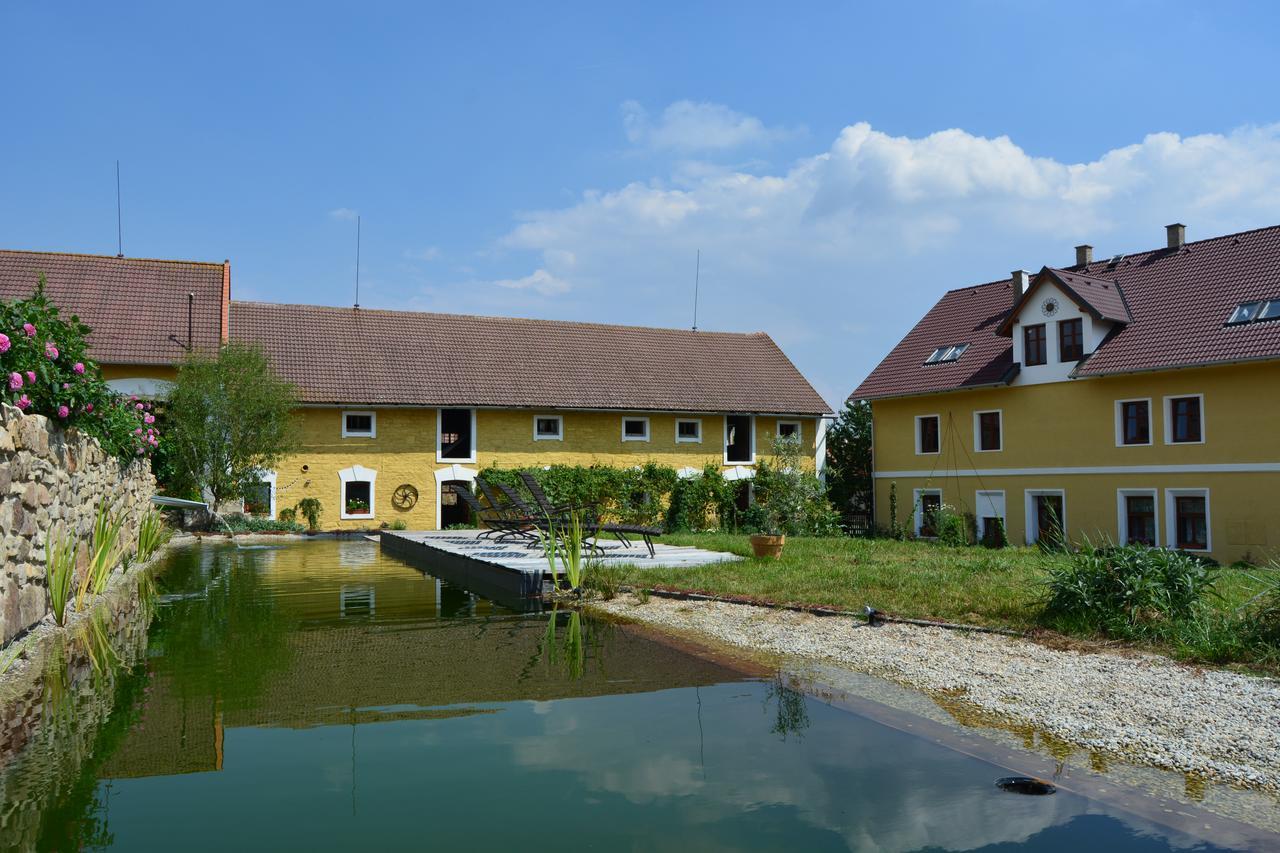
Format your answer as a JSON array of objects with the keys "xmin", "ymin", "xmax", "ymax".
[
  {"xmin": 1166, "ymin": 223, "xmax": 1186, "ymax": 249},
  {"xmin": 1075, "ymin": 244, "xmax": 1093, "ymax": 266},
  {"xmin": 1011, "ymin": 269, "xmax": 1030, "ymax": 307}
]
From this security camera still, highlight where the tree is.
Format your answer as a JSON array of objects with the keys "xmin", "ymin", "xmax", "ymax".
[
  {"xmin": 825, "ymin": 398, "xmax": 873, "ymax": 528},
  {"xmin": 166, "ymin": 344, "xmax": 296, "ymax": 519}
]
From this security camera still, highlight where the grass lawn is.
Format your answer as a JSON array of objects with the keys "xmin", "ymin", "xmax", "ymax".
[{"xmin": 612, "ymin": 533, "xmax": 1268, "ymax": 634}]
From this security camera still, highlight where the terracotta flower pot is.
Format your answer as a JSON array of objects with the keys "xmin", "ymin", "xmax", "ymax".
[{"xmin": 750, "ymin": 533, "xmax": 786, "ymax": 559}]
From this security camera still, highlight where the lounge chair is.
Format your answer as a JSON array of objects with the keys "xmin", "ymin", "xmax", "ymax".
[
  {"xmin": 517, "ymin": 471, "xmax": 662, "ymax": 558},
  {"xmin": 454, "ymin": 485, "xmax": 539, "ymax": 545}
]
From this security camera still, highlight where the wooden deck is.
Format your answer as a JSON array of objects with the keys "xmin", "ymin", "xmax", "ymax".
[{"xmin": 380, "ymin": 529, "xmax": 739, "ymax": 602}]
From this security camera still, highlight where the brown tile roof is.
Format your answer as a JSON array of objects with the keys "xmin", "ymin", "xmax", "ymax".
[
  {"xmin": 852, "ymin": 224, "xmax": 1280, "ymax": 400},
  {"xmin": 0, "ymin": 249, "xmax": 228, "ymax": 366},
  {"xmin": 231, "ymin": 301, "xmax": 830, "ymax": 414}
]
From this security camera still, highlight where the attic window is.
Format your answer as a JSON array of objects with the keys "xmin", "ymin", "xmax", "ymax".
[{"xmin": 924, "ymin": 343, "xmax": 969, "ymax": 365}]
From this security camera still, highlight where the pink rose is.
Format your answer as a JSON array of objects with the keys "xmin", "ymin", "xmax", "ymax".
[
  {"xmin": 25, "ymin": 371, "xmax": 34, "ymax": 384},
  {"xmin": 144, "ymin": 414, "xmax": 155, "ymax": 424},
  {"xmin": 73, "ymin": 362, "xmax": 85, "ymax": 375},
  {"xmin": 56, "ymin": 405, "xmax": 69, "ymax": 418},
  {"xmin": 129, "ymin": 395, "xmax": 138, "ymax": 401},
  {"xmin": 44, "ymin": 342, "xmax": 59, "ymax": 360},
  {"xmin": 22, "ymin": 323, "xmax": 35, "ymax": 337},
  {"xmin": 136, "ymin": 447, "xmax": 144, "ymax": 455},
  {"xmin": 0, "ymin": 333, "xmax": 9, "ymax": 353},
  {"xmin": 7, "ymin": 372, "xmax": 21, "ymax": 390},
  {"xmin": 85, "ymin": 403, "xmax": 94, "ymax": 413},
  {"xmin": 15, "ymin": 395, "xmax": 30, "ymax": 410},
  {"xmin": 133, "ymin": 427, "xmax": 143, "ymax": 435},
  {"xmin": 62, "ymin": 383, "xmax": 70, "ymax": 390},
  {"xmin": 135, "ymin": 402, "xmax": 144, "ymax": 411}
]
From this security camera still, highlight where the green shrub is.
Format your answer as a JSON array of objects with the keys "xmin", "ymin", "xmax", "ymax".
[
  {"xmin": 278, "ymin": 507, "xmax": 297, "ymax": 524},
  {"xmin": 934, "ymin": 504, "xmax": 969, "ymax": 547},
  {"xmin": 1044, "ymin": 541, "xmax": 1219, "ymax": 633},
  {"xmin": 296, "ymin": 498, "xmax": 323, "ymax": 531},
  {"xmin": 751, "ymin": 435, "xmax": 842, "ymax": 536},
  {"xmin": 666, "ymin": 463, "xmax": 738, "ymax": 532},
  {"xmin": 220, "ymin": 513, "xmax": 305, "ymax": 534}
]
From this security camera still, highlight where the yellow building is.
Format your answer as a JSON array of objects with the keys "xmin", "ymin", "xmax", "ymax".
[
  {"xmin": 231, "ymin": 302, "xmax": 829, "ymax": 530},
  {"xmin": 852, "ymin": 224, "xmax": 1280, "ymax": 564}
]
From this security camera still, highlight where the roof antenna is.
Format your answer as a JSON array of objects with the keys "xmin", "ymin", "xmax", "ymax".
[
  {"xmin": 691, "ymin": 249, "xmax": 701, "ymax": 331},
  {"xmin": 354, "ymin": 215, "xmax": 361, "ymax": 309},
  {"xmin": 115, "ymin": 160, "xmax": 124, "ymax": 258}
]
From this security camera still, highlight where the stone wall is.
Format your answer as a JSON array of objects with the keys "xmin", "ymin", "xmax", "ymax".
[{"xmin": 0, "ymin": 404, "xmax": 155, "ymax": 645}]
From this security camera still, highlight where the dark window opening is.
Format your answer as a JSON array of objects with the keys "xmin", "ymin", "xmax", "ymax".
[
  {"xmin": 243, "ymin": 480, "xmax": 271, "ymax": 516},
  {"xmin": 677, "ymin": 420, "xmax": 700, "ymax": 440},
  {"xmin": 1034, "ymin": 494, "xmax": 1064, "ymax": 548},
  {"xmin": 440, "ymin": 409, "xmax": 473, "ymax": 459},
  {"xmin": 918, "ymin": 416, "xmax": 940, "ymax": 454},
  {"xmin": 978, "ymin": 412, "xmax": 1001, "ymax": 451},
  {"xmin": 1170, "ymin": 397, "xmax": 1202, "ymax": 443},
  {"xmin": 919, "ymin": 493, "xmax": 942, "ymax": 538},
  {"xmin": 733, "ymin": 481, "xmax": 753, "ymax": 513},
  {"xmin": 778, "ymin": 422, "xmax": 800, "ymax": 439},
  {"xmin": 344, "ymin": 481, "xmax": 372, "ymax": 516},
  {"xmin": 1058, "ymin": 318, "xmax": 1083, "ymax": 361},
  {"xmin": 725, "ymin": 415, "xmax": 753, "ymax": 463},
  {"xmin": 441, "ymin": 481, "xmax": 473, "ymax": 528},
  {"xmin": 1121, "ymin": 400, "xmax": 1150, "ymax": 445},
  {"xmin": 1023, "ymin": 324, "xmax": 1047, "ymax": 366},
  {"xmin": 535, "ymin": 417, "xmax": 561, "ymax": 438},
  {"xmin": 1125, "ymin": 495, "xmax": 1156, "ymax": 545},
  {"xmin": 623, "ymin": 418, "xmax": 649, "ymax": 439},
  {"xmin": 345, "ymin": 413, "xmax": 373, "ymax": 435},
  {"xmin": 1175, "ymin": 496, "xmax": 1208, "ymax": 550}
]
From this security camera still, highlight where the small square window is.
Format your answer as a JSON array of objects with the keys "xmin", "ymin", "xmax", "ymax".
[
  {"xmin": 534, "ymin": 416, "xmax": 563, "ymax": 440},
  {"xmin": 342, "ymin": 411, "xmax": 375, "ymax": 438},
  {"xmin": 622, "ymin": 417, "xmax": 650, "ymax": 441},
  {"xmin": 777, "ymin": 421, "xmax": 801, "ymax": 440},
  {"xmin": 676, "ymin": 419, "xmax": 702, "ymax": 443}
]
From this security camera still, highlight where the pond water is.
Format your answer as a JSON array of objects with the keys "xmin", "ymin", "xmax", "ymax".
[{"xmin": 0, "ymin": 540, "xmax": 1257, "ymax": 851}]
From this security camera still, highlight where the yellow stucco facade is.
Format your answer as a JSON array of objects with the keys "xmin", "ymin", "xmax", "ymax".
[
  {"xmin": 266, "ymin": 408, "xmax": 820, "ymax": 531},
  {"xmin": 870, "ymin": 360, "xmax": 1280, "ymax": 563}
]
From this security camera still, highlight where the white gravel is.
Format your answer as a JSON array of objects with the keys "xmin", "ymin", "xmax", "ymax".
[{"xmin": 596, "ymin": 595, "xmax": 1280, "ymax": 792}]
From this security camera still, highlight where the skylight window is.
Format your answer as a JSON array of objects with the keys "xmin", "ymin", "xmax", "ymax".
[
  {"xmin": 1259, "ymin": 300, "xmax": 1280, "ymax": 321},
  {"xmin": 924, "ymin": 343, "xmax": 970, "ymax": 365},
  {"xmin": 1227, "ymin": 299, "xmax": 1280, "ymax": 325}
]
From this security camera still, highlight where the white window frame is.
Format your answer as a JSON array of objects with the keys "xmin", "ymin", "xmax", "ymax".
[
  {"xmin": 675, "ymin": 418, "xmax": 702, "ymax": 444},
  {"xmin": 1116, "ymin": 488, "xmax": 1159, "ymax": 546},
  {"xmin": 244, "ymin": 471, "xmax": 277, "ymax": 519},
  {"xmin": 915, "ymin": 414, "xmax": 941, "ymax": 455},
  {"xmin": 1024, "ymin": 489, "xmax": 1066, "ymax": 546},
  {"xmin": 338, "ymin": 464, "xmax": 377, "ymax": 521},
  {"xmin": 973, "ymin": 409, "xmax": 1003, "ymax": 453},
  {"xmin": 341, "ymin": 410, "xmax": 376, "ymax": 439},
  {"xmin": 533, "ymin": 414, "xmax": 563, "ymax": 441},
  {"xmin": 974, "ymin": 490, "xmax": 1005, "ymax": 542},
  {"xmin": 1114, "ymin": 398, "xmax": 1152, "ymax": 447},
  {"xmin": 1165, "ymin": 488, "xmax": 1211, "ymax": 552},
  {"xmin": 1163, "ymin": 394, "xmax": 1206, "ymax": 445},
  {"xmin": 436, "ymin": 408, "xmax": 477, "ymax": 464},
  {"xmin": 724, "ymin": 415, "xmax": 756, "ymax": 465},
  {"xmin": 913, "ymin": 488, "xmax": 942, "ymax": 538},
  {"xmin": 621, "ymin": 416, "xmax": 651, "ymax": 442},
  {"xmin": 776, "ymin": 420, "xmax": 802, "ymax": 441}
]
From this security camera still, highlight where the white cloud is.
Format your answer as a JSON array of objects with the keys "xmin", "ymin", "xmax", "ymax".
[
  {"xmin": 329, "ymin": 207, "xmax": 359, "ymax": 221},
  {"xmin": 493, "ymin": 268, "xmax": 571, "ymax": 296},
  {"xmin": 622, "ymin": 99, "xmax": 797, "ymax": 152},
  {"xmin": 496, "ymin": 120, "xmax": 1280, "ymax": 405}
]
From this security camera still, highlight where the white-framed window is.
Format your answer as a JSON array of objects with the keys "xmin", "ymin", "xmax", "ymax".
[
  {"xmin": 1117, "ymin": 488, "xmax": 1159, "ymax": 547},
  {"xmin": 776, "ymin": 420, "xmax": 802, "ymax": 441},
  {"xmin": 1024, "ymin": 489, "xmax": 1066, "ymax": 547},
  {"xmin": 913, "ymin": 488, "xmax": 942, "ymax": 538},
  {"xmin": 437, "ymin": 408, "xmax": 476, "ymax": 463},
  {"xmin": 974, "ymin": 410, "xmax": 1002, "ymax": 452},
  {"xmin": 675, "ymin": 418, "xmax": 702, "ymax": 443},
  {"xmin": 533, "ymin": 415, "xmax": 563, "ymax": 441},
  {"xmin": 974, "ymin": 490, "xmax": 1005, "ymax": 543},
  {"xmin": 621, "ymin": 416, "xmax": 650, "ymax": 442},
  {"xmin": 1114, "ymin": 399, "xmax": 1152, "ymax": 447},
  {"xmin": 1166, "ymin": 488, "xmax": 1211, "ymax": 552},
  {"xmin": 341, "ymin": 410, "xmax": 376, "ymax": 438},
  {"xmin": 1163, "ymin": 394, "xmax": 1205, "ymax": 445},
  {"xmin": 724, "ymin": 415, "xmax": 755, "ymax": 464},
  {"xmin": 243, "ymin": 471, "xmax": 277, "ymax": 519},
  {"xmin": 338, "ymin": 464, "xmax": 377, "ymax": 521},
  {"xmin": 915, "ymin": 414, "xmax": 940, "ymax": 455}
]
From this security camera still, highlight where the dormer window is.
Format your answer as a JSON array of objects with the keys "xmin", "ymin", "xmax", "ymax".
[
  {"xmin": 1023, "ymin": 324, "xmax": 1047, "ymax": 366},
  {"xmin": 1227, "ymin": 299, "xmax": 1280, "ymax": 325},
  {"xmin": 924, "ymin": 343, "xmax": 969, "ymax": 365}
]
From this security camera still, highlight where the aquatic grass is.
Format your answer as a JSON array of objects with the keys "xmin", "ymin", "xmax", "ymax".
[
  {"xmin": 0, "ymin": 635, "xmax": 27, "ymax": 677},
  {"xmin": 557, "ymin": 510, "xmax": 588, "ymax": 591},
  {"xmin": 540, "ymin": 515, "xmax": 560, "ymax": 588},
  {"xmin": 76, "ymin": 501, "xmax": 124, "ymax": 611},
  {"xmin": 136, "ymin": 508, "xmax": 172, "ymax": 562},
  {"xmin": 46, "ymin": 524, "xmax": 78, "ymax": 625}
]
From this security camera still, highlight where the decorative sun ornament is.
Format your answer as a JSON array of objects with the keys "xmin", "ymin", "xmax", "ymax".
[
  {"xmin": 392, "ymin": 483, "xmax": 419, "ymax": 510},
  {"xmin": 1041, "ymin": 297, "xmax": 1060, "ymax": 317}
]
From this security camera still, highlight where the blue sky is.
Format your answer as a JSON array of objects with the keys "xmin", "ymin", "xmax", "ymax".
[{"xmin": 6, "ymin": 1, "xmax": 1280, "ymax": 406}]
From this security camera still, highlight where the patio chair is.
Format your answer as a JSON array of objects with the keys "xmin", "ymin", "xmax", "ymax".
[
  {"xmin": 454, "ymin": 485, "xmax": 539, "ymax": 545},
  {"xmin": 517, "ymin": 471, "xmax": 662, "ymax": 558}
]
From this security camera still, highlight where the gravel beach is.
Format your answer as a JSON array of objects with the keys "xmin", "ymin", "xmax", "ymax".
[{"xmin": 595, "ymin": 595, "xmax": 1280, "ymax": 792}]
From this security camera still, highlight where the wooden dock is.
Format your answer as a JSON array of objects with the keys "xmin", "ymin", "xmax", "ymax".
[{"xmin": 380, "ymin": 529, "xmax": 740, "ymax": 602}]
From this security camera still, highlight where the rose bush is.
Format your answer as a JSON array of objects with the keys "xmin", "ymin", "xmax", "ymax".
[{"xmin": 1, "ymin": 277, "xmax": 157, "ymax": 459}]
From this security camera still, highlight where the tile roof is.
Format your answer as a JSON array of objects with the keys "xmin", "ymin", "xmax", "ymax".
[
  {"xmin": 0, "ymin": 250, "xmax": 228, "ymax": 365},
  {"xmin": 852, "ymin": 224, "xmax": 1280, "ymax": 400},
  {"xmin": 997, "ymin": 267, "xmax": 1131, "ymax": 335},
  {"xmin": 230, "ymin": 301, "xmax": 830, "ymax": 414}
]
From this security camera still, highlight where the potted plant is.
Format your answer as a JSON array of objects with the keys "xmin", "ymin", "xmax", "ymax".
[
  {"xmin": 748, "ymin": 434, "xmax": 809, "ymax": 559},
  {"xmin": 345, "ymin": 497, "xmax": 370, "ymax": 516}
]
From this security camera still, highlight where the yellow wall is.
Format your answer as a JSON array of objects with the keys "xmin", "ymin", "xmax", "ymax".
[
  {"xmin": 100, "ymin": 364, "xmax": 177, "ymax": 381},
  {"xmin": 270, "ymin": 409, "xmax": 819, "ymax": 531},
  {"xmin": 870, "ymin": 361, "xmax": 1280, "ymax": 563}
]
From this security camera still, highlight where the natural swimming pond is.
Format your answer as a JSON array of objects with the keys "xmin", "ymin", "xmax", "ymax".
[{"xmin": 0, "ymin": 539, "xmax": 1264, "ymax": 851}]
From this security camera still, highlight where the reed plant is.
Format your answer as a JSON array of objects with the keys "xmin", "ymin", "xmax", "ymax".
[
  {"xmin": 540, "ymin": 516, "xmax": 560, "ymax": 588},
  {"xmin": 76, "ymin": 502, "xmax": 124, "ymax": 611},
  {"xmin": 46, "ymin": 525, "xmax": 78, "ymax": 625},
  {"xmin": 557, "ymin": 510, "xmax": 588, "ymax": 591},
  {"xmin": 135, "ymin": 508, "xmax": 170, "ymax": 562}
]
